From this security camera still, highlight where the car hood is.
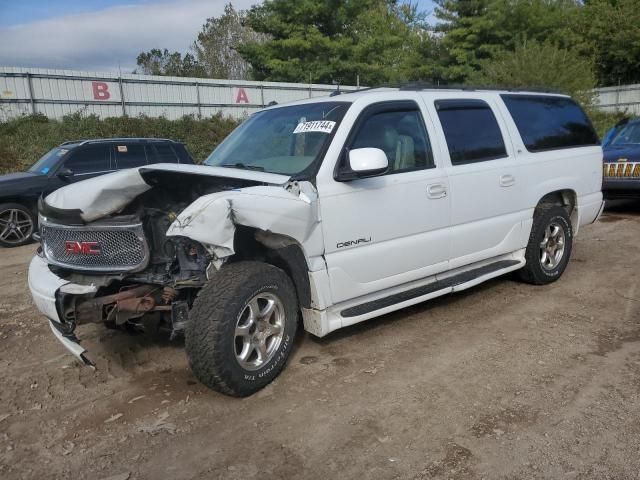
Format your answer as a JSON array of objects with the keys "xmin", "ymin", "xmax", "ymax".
[
  {"xmin": 603, "ymin": 145, "xmax": 640, "ymax": 163},
  {"xmin": 42, "ymin": 163, "xmax": 322, "ymax": 262},
  {"xmin": 0, "ymin": 171, "xmax": 49, "ymax": 196},
  {"xmin": 44, "ymin": 163, "xmax": 292, "ymax": 222}
]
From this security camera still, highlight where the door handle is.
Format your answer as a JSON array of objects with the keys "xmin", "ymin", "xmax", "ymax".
[
  {"xmin": 427, "ymin": 183, "xmax": 447, "ymax": 199},
  {"xmin": 500, "ymin": 174, "xmax": 516, "ymax": 187}
]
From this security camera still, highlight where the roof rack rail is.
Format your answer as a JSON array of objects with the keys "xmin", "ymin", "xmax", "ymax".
[
  {"xmin": 397, "ymin": 82, "xmax": 562, "ymax": 94},
  {"xmin": 58, "ymin": 138, "xmax": 177, "ymax": 147}
]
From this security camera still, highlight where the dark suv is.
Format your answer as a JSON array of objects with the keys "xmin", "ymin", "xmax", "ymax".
[{"xmin": 0, "ymin": 138, "xmax": 194, "ymax": 248}]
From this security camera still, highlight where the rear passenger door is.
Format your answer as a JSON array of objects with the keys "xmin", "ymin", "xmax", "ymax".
[
  {"xmin": 114, "ymin": 144, "xmax": 149, "ymax": 170},
  {"xmin": 431, "ymin": 98, "xmax": 526, "ymax": 269}
]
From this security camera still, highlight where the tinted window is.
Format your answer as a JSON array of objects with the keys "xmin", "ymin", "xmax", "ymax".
[
  {"xmin": 350, "ymin": 107, "xmax": 434, "ymax": 173},
  {"xmin": 609, "ymin": 122, "xmax": 640, "ymax": 146},
  {"xmin": 436, "ymin": 99, "xmax": 507, "ymax": 165},
  {"xmin": 64, "ymin": 145, "xmax": 111, "ymax": 174},
  {"xmin": 501, "ymin": 95, "xmax": 599, "ymax": 152},
  {"xmin": 151, "ymin": 144, "xmax": 179, "ymax": 163},
  {"xmin": 116, "ymin": 144, "xmax": 148, "ymax": 169}
]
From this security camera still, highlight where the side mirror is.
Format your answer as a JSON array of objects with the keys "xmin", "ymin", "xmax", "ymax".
[
  {"xmin": 337, "ymin": 148, "xmax": 388, "ymax": 181},
  {"xmin": 57, "ymin": 167, "xmax": 74, "ymax": 180}
]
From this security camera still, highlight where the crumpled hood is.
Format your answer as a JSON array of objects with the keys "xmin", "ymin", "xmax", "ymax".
[
  {"xmin": 603, "ymin": 145, "xmax": 640, "ymax": 163},
  {"xmin": 44, "ymin": 163, "xmax": 291, "ymax": 222},
  {"xmin": 166, "ymin": 181, "xmax": 320, "ymax": 259},
  {"xmin": 42, "ymin": 162, "xmax": 322, "ymax": 262}
]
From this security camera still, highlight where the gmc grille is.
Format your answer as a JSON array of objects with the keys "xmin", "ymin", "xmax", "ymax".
[{"xmin": 40, "ymin": 220, "xmax": 149, "ymax": 272}]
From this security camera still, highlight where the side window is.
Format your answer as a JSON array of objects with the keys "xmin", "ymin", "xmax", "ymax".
[
  {"xmin": 435, "ymin": 99, "xmax": 507, "ymax": 165},
  {"xmin": 349, "ymin": 106, "xmax": 434, "ymax": 174},
  {"xmin": 115, "ymin": 144, "xmax": 148, "ymax": 169},
  {"xmin": 151, "ymin": 144, "xmax": 179, "ymax": 164},
  {"xmin": 501, "ymin": 94, "xmax": 599, "ymax": 152},
  {"xmin": 64, "ymin": 145, "xmax": 111, "ymax": 175}
]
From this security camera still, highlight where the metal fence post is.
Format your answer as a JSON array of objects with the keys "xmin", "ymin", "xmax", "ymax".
[
  {"xmin": 26, "ymin": 73, "xmax": 36, "ymax": 115},
  {"xmin": 118, "ymin": 76, "xmax": 126, "ymax": 116},
  {"xmin": 196, "ymin": 81, "xmax": 202, "ymax": 117},
  {"xmin": 260, "ymin": 84, "xmax": 265, "ymax": 107}
]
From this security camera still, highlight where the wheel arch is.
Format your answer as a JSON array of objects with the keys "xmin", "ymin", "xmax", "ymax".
[
  {"xmin": 535, "ymin": 189, "xmax": 578, "ymax": 232},
  {"xmin": 0, "ymin": 196, "xmax": 38, "ymax": 214},
  {"xmin": 229, "ymin": 226, "xmax": 312, "ymax": 309}
]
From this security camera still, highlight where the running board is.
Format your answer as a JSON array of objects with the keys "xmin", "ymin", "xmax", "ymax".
[{"xmin": 340, "ymin": 260, "xmax": 520, "ymax": 318}]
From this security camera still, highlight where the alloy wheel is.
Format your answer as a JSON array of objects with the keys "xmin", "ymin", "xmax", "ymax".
[
  {"xmin": 234, "ymin": 293, "xmax": 285, "ymax": 371},
  {"xmin": 0, "ymin": 208, "xmax": 34, "ymax": 245}
]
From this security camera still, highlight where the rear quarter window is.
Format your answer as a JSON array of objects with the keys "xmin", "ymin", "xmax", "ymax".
[
  {"xmin": 501, "ymin": 95, "xmax": 599, "ymax": 152},
  {"xmin": 150, "ymin": 144, "xmax": 180, "ymax": 163}
]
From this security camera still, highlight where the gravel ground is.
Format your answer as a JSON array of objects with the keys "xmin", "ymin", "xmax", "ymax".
[{"xmin": 1, "ymin": 203, "xmax": 640, "ymax": 480}]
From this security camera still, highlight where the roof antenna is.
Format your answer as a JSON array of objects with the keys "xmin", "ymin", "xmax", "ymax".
[{"xmin": 330, "ymin": 79, "xmax": 341, "ymax": 97}]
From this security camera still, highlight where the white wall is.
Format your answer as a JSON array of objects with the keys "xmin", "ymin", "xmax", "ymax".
[
  {"xmin": 595, "ymin": 84, "xmax": 640, "ymax": 115},
  {"xmin": 0, "ymin": 67, "xmax": 358, "ymax": 121}
]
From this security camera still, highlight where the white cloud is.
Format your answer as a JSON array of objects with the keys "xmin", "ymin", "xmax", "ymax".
[{"xmin": 0, "ymin": 0, "xmax": 258, "ymax": 72}]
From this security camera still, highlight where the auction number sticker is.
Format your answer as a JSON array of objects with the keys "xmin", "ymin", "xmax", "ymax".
[{"xmin": 293, "ymin": 120, "xmax": 336, "ymax": 134}]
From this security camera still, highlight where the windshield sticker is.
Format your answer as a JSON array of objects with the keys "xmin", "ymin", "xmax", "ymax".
[
  {"xmin": 117, "ymin": 145, "xmax": 128, "ymax": 153},
  {"xmin": 57, "ymin": 149, "xmax": 68, "ymax": 156},
  {"xmin": 293, "ymin": 120, "xmax": 336, "ymax": 135},
  {"xmin": 41, "ymin": 167, "xmax": 50, "ymax": 174}
]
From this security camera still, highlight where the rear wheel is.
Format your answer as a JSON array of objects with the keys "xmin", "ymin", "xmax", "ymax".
[
  {"xmin": 185, "ymin": 261, "xmax": 298, "ymax": 397},
  {"xmin": 518, "ymin": 204, "xmax": 573, "ymax": 285},
  {"xmin": 0, "ymin": 203, "xmax": 35, "ymax": 248}
]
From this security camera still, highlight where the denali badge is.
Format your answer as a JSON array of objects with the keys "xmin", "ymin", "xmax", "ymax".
[
  {"xmin": 65, "ymin": 241, "xmax": 101, "ymax": 255},
  {"xmin": 336, "ymin": 237, "xmax": 371, "ymax": 249}
]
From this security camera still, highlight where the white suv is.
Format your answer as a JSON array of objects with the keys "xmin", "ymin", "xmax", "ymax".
[{"xmin": 28, "ymin": 87, "xmax": 604, "ymax": 396}]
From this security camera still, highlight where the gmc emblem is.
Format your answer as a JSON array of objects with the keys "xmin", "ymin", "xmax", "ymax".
[{"xmin": 65, "ymin": 241, "xmax": 101, "ymax": 255}]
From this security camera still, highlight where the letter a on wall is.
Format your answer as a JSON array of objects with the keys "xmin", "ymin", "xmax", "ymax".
[
  {"xmin": 92, "ymin": 81, "xmax": 111, "ymax": 100},
  {"xmin": 235, "ymin": 87, "xmax": 249, "ymax": 104}
]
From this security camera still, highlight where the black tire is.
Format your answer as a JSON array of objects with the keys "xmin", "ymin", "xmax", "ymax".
[
  {"xmin": 0, "ymin": 202, "xmax": 36, "ymax": 248},
  {"xmin": 185, "ymin": 261, "xmax": 298, "ymax": 397},
  {"xmin": 518, "ymin": 204, "xmax": 573, "ymax": 285}
]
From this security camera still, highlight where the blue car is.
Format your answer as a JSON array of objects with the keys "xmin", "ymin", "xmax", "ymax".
[{"xmin": 602, "ymin": 117, "xmax": 640, "ymax": 198}]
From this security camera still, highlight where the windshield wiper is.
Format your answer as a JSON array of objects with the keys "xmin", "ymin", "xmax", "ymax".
[{"xmin": 219, "ymin": 162, "xmax": 265, "ymax": 171}]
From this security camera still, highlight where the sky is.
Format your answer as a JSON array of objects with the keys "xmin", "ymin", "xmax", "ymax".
[{"xmin": 0, "ymin": 0, "xmax": 436, "ymax": 73}]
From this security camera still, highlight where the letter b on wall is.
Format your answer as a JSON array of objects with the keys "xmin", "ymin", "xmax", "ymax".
[{"xmin": 92, "ymin": 81, "xmax": 111, "ymax": 100}]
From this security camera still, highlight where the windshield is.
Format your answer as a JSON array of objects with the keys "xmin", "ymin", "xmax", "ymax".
[
  {"xmin": 610, "ymin": 122, "xmax": 640, "ymax": 146},
  {"xmin": 204, "ymin": 102, "xmax": 350, "ymax": 175},
  {"xmin": 28, "ymin": 147, "xmax": 69, "ymax": 174}
]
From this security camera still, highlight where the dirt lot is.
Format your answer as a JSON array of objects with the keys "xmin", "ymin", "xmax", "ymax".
[{"xmin": 2, "ymin": 204, "xmax": 640, "ymax": 480}]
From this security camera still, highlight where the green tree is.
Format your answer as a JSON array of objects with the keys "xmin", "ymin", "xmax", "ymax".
[
  {"xmin": 467, "ymin": 40, "xmax": 597, "ymax": 106},
  {"xmin": 435, "ymin": 0, "xmax": 581, "ymax": 82},
  {"xmin": 238, "ymin": 0, "xmax": 436, "ymax": 85},
  {"xmin": 577, "ymin": 0, "xmax": 640, "ymax": 86},
  {"xmin": 135, "ymin": 49, "xmax": 205, "ymax": 77},
  {"xmin": 193, "ymin": 3, "xmax": 268, "ymax": 80}
]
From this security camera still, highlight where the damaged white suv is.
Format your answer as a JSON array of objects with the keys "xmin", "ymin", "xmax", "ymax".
[{"xmin": 28, "ymin": 87, "xmax": 604, "ymax": 396}]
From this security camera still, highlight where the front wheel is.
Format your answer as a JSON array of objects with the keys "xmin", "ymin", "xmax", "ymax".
[
  {"xmin": 0, "ymin": 203, "xmax": 36, "ymax": 248},
  {"xmin": 185, "ymin": 261, "xmax": 298, "ymax": 397},
  {"xmin": 518, "ymin": 204, "xmax": 573, "ymax": 285}
]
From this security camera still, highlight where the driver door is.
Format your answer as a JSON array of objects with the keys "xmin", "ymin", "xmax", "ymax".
[
  {"xmin": 58, "ymin": 144, "xmax": 115, "ymax": 183},
  {"xmin": 319, "ymin": 101, "xmax": 451, "ymax": 304}
]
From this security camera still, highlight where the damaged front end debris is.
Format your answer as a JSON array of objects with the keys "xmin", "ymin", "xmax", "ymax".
[{"xmin": 34, "ymin": 164, "xmax": 321, "ymax": 367}]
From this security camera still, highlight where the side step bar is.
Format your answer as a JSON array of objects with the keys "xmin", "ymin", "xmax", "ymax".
[{"xmin": 340, "ymin": 260, "xmax": 520, "ymax": 318}]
